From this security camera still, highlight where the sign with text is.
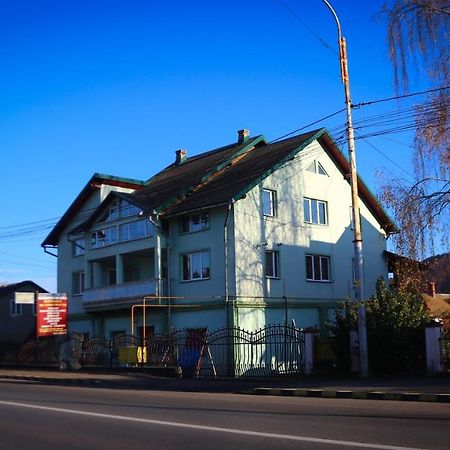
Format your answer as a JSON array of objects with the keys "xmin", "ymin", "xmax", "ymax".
[
  {"xmin": 15, "ymin": 292, "xmax": 35, "ymax": 304},
  {"xmin": 36, "ymin": 294, "xmax": 68, "ymax": 337}
]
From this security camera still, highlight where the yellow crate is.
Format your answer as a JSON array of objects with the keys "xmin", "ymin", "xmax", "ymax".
[{"xmin": 118, "ymin": 347, "xmax": 138, "ymax": 364}]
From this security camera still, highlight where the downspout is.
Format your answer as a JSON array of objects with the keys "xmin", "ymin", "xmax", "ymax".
[
  {"xmin": 224, "ymin": 199, "xmax": 235, "ymax": 328},
  {"xmin": 149, "ymin": 210, "xmax": 171, "ymax": 331},
  {"xmin": 147, "ymin": 211, "xmax": 163, "ymax": 305},
  {"xmin": 166, "ymin": 229, "xmax": 172, "ymax": 331}
]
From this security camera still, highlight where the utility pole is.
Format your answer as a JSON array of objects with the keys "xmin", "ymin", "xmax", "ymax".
[{"xmin": 322, "ymin": 0, "xmax": 369, "ymax": 377}]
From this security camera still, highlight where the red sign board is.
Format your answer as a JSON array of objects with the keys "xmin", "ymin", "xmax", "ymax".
[{"xmin": 37, "ymin": 294, "xmax": 68, "ymax": 337}]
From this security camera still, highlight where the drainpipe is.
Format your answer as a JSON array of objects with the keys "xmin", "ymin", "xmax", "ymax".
[
  {"xmin": 166, "ymin": 230, "xmax": 172, "ymax": 331},
  {"xmin": 224, "ymin": 199, "xmax": 235, "ymax": 328},
  {"xmin": 149, "ymin": 211, "xmax": 172, "ymax": 332}
]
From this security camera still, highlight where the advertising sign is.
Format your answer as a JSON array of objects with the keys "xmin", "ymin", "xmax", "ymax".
[
  {"xmin": 14, "ymin": 292, "xmax": 35, "ymax": 304},
  {"xmin": 36, "ymin": 294, "xmax": 68, "ymax": 337}
]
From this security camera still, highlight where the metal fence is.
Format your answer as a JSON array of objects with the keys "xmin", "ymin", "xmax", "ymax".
[
  {"xmin": 173, "ymin": 325, "xmax": 305, "ymax": 380},
  {"xmin": 58, "ymin": 325, "xmax": 306, "ymax": 380}
]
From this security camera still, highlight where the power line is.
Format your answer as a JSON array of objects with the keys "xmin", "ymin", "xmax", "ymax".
[
  {"xmin": 275, "ymin": 0, "xmax": 337, "ymax": 55},
  {"xmin": 353, "ymin": 86, "xmax": 450, "ymax": 109},
  {"xmin": 0, "ymin": 216, "xmax": 61, "ymax": 230},
  {"xmin": 270, "ymin": 107, "xmax": 346, "ymax": 143},
  {"xmin": 352, "ymin": 131, "xmax": 415, "ymax": 182}
]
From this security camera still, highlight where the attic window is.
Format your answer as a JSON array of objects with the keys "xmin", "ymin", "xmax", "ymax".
[
  {"xmin": 100, "ymin": 199, "xmax": 140, "ymax": 222},
  {"xmin": 306, "ymin": 160, "xmax": 328, "ymax": 176}
]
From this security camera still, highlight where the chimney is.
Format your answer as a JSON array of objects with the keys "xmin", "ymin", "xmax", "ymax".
[
  {"xmin": 237, "ymin": 129, "xmax": 250, "ymax": 144},
  {"xmin": 175, "ymin": 149, "xmax": 187, "ymax": 165}
]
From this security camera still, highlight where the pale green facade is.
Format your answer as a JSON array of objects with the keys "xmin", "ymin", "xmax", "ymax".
[{"xmin": 49, "ymin": 136, "xmax": 390, "ymax": 339}]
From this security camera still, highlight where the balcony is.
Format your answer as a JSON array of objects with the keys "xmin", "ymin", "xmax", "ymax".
[{"xmin": 82, "ymin": 280, "xmax": 157, "ymax": 311}]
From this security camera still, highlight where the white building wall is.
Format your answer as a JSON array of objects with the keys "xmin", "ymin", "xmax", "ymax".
[{"xmin": 233, "ymin": 139, "xmax": 388, "ymax": 330}]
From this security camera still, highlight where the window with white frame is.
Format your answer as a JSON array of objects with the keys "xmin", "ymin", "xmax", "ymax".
[
  {"xmin": 181, "ymin": 212, "xmax": 210, "ymax": 233},
  {"xmin": 10, "ymin": 299, "xmax": 22, "ymax": 316},
  {"xmin": 72, "ymin": 238, "xmax": 85, "ymax": 256},
  {"xmin": 91, "ymin": 226, "xmax": 118, "ymax": 248},
  {"xmin": 303, "ymin": 198, "xmax": 328, "ymax": 225},
  {"xmin": 72, "ymin": 271, "xmax": 85, "ymax": 295},
  {"xmin": 100, "ymin": 199, "xmax": 140, "ymax": 223},
  {"xmin": 182, "ymin": 250, "xmax": 210, "ymax": 281},
  {"xmin": 120, "ymin": 219, "xmax": 150, "ymax": 241},
  {"xmin": 263, "ymin": 189, "xmax": 277, "ymax": 217},
  {"xmin": 306, "ymin": 254, "xmax": 331, "ymax": 282},
  {"xmin": 265, "ymin": 250, "xmax": 279, "ymax": 278},
  {"xmin": 120, "ymin": 200, "xmax": 140, "ymax": 218}
]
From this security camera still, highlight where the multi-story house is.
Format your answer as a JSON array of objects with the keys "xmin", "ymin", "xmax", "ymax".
[{"xmin": 42, "ymin": 128, "xmax": 396, "ymax": 340}]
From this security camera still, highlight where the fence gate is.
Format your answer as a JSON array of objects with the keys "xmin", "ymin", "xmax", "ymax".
[
  {"xmin": 174, "ymin": 325, "xmax": 305, "ymax": 380},
  {"xmin": 81, "ymin": 337, "xmax": 112, "ymax": 367}
]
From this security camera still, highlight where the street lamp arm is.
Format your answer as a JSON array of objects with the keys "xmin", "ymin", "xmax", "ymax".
[{"xmin": 322, "ymin": 0, "xmax": 342, "ymax": 40}]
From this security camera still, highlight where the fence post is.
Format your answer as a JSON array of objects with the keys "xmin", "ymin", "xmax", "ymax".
[
  {"xmin": 425, "ymin": 324, "xmax": 443, "ymax": 375},
  {"xmin": 303, "ymin": 332, "xmax": 314, "ymax": 375}
]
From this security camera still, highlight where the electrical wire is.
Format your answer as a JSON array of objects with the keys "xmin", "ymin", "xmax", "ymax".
[
  {"xmin": 1, "ymin": 91, "xmax": 447, "ymax": 241},
  {"xmin": 353, "ymin": 86, "xmax": 450, "ymax": 109},
  {"xmin": 275, "ymin": 0, "xmax": 337, "ymax": 55}
]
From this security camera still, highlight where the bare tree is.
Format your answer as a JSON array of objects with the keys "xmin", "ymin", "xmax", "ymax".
[{"xmin": 381, "ymin": 0, "xmax": 449, "ymax": 261}]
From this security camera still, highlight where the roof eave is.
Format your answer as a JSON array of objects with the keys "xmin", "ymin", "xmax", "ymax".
[
  {"xmin": 318, "ymin": 133, "xmax": 398, "ymax": 235},
  {"xmin": 41, "ymin": 173, "xmax": 144, "ymax": 247}
]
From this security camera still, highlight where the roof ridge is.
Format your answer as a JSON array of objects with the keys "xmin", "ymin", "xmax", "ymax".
[{"xmin": 145, "ymin": 135, "xmax": 264, "ymax": 185}]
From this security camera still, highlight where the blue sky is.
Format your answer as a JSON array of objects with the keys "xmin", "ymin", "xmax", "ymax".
[{"xmin": 0, "ymin": 1, "xmax": 426, "ymax": 292}]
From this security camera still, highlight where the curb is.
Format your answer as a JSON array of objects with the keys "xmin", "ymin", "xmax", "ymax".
[
  {"xmin": 251, "ymin": 387, "xmax": 450, "ymax": 403},
  {"xmin": 0, "ymin": 375, "xmax": 102, "ymax": 386},
  {"xmin": 2, "ymin": 375, "xmax": 450, "ymax": 402}
]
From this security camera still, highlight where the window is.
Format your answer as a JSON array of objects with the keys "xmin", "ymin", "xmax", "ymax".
[
  {"xmin": 120, "ymin": 201, "xmax": 140, "ymax": 218},
  {"xmin": 263, "ymin": 189, "xmax": 277, "ymax": 217},
  {"xmin": 72, "ymin": 238, "xmax": 85, "ymax": 256},
  {"xmin": 73, "ymin": 271, "xmax": 85, "ymax": 295},
  {"xmin": 306, "ymin": 254, "xmax": 330, "ymax": 282},
  {"xmin": 265, "ymin": 251, "xmax": 279, "ymax": 278},
  {"xmin": 181, "ymin": 212, "xmax": 209, "ymax": 233},
  {"xmin": 182, "ymin": 250, "xmax": 210, "ymax": 281},
  {"xmin": 10, "ymin": 299, "xmax": 22, "ymax": 316},
  {"xmin": 91, "ymin": 226, "xmax": 118, "ymax": 248},
  {"xmin": 100, "ymin": 199, "xmax": 140, "ymax": 222},
  {"xmin": 304, "ymin": 198, "xmax": 328, "ymax": 225},
  {"xmin": 306, "ymin": 160, "xmax": 328, "ymax": 176},
  {"xmin": 120, "ymin": 219, "xmax": 150, "ymax": 241},
  {"xmin": 91, "ymin": 220, "xmax": 151, "ymax": 249}
]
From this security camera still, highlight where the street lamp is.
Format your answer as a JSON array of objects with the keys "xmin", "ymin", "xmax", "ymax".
[{"xmin": 322, "ymin": 0, "xmax": 369, "ymax": 377}]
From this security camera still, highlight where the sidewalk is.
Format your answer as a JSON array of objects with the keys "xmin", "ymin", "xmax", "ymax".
[{"xmin": 1, "ymin": 367, "xmax": 449, "ymax": 403}]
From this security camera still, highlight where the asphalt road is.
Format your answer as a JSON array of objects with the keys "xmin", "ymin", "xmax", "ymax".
[{"xmin": 0, "ymin": 379, "xmax": 449, "ymax": 450}]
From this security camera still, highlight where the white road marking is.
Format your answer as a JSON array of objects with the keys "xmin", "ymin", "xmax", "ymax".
[{"xmin": 0, "ymin": 400, "xmax": 426, "ymax": 450}]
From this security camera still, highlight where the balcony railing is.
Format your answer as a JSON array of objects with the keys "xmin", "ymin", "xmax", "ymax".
[{"xmin": 83, "ymin": 280, "xmax": 157, "ymax": 304}]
